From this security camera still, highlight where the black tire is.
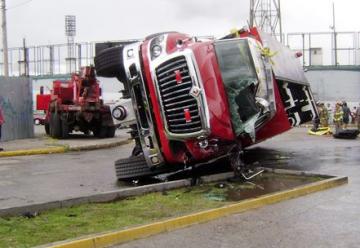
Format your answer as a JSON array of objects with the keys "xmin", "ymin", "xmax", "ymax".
[
  {"xmin": 115, "ymin": 155, "xmax": 166, "ymax": 180},
  {"xmin": 94, "ymin": 46, "xmax": 125, "ymax": 79},
  {"xmin": 94, "ymin": 46, "xmax": 131, "ymax": 97},
  {"xmin": 45, "ymin": 123, "xmax": 50, "ymax": 135},
  {"xmin": 333, "ymin": 129, "xmax": 359, "ymax": 139},
  {"xmin": 61, "ymin": 119, "xmax": 69, "ymax": 139},
  {"xmin": 106, "ymin": 126, "xmax": 116, "ymax": 138},
  {"xmin": 94, "ymin": 126, "xmax": 107, "ymax": 138},
  {"xmin": 93, "ymin": 127, "xmax": 100, "ymax": 137},
  {"xmin": 49, "ymin": 115, "xmax": 54, "ymax": 136},
  {"xmin": 50, "ymin": 112, "xmax": 62, "ymax": 138}
]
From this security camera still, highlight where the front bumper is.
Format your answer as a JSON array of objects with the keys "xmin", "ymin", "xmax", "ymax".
[{"xmin": 123, "ymin": 42, "xmax": 165, "ymax": 168}]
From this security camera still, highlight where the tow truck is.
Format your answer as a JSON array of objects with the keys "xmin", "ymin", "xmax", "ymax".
[{"xmin": 36, "ymin": 66, "xmax": 116, "ymax": 139}]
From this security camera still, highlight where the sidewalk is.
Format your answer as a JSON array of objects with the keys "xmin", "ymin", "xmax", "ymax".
[{"xmin": 0, "ymin": 127, "xmax": 133, "ymax": 157}]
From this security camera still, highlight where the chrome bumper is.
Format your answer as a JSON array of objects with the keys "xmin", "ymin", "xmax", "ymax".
[{"xmin": 123, "ymin": 42, "xmax": 165, "ymax": 168}]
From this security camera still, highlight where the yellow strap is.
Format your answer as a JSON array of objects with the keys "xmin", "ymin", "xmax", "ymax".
[
  {"xmin": 230, "ymin": 28, "xmax": 240, "ymax": 38},
  {"xmin": 256, "ymin": 45, "xmax": 278, "ymax": 65}
]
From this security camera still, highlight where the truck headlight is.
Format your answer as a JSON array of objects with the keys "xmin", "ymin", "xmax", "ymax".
[
  {"xmin": 127, "ymin": 49, "xmax": 134, "ymax": 58},
  {"xmin": 151, "ymin": 45, "xmax": 162, "ymax": 58},
  {"xmin": 150, "ymin": 35, "xmax": 165, "ymax": 60}
]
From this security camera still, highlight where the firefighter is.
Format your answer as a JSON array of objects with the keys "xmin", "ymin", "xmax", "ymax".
[
  {"xmin": 342, "ymin": 101, "xmax": 351, "ymax": 129},
  {"xmin": 356, "ymin": 103, "xmax": 360, "ymax": 130},
  {"xmin": 333, "ymin": 102, "xmax": 343, "ymax": 134},
  {"xmin": 319, "ymin": 102, "xmax": 329, "ymax": 127},
  {"xmin": 327, "ymin": 103, "xmax": 333, "ymax": 125}
]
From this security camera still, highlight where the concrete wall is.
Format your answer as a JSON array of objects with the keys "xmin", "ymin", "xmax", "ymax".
[
  {"xmin": 0, "ymin": 77, "xmax": 34, "ymax": 141},
  {"xmin": 305, "ymin": 67, "xmax": 360, "ymax": 108}
]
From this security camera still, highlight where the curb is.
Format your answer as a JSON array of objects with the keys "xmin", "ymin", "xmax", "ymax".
[
  {"xmin": 0, "ymin": 147, "xmax": 67, "ymax": 157},
  {"xmin": 0, "ymin": 139, "xmax": 132, "ymax": 158},
  {"xmin": 68, "ymin": 139, "xmax": 132, "ymax": 152},
  {"xmin": 0, "ymin": 172, "xmax": 233, "ymax": 217},
  {"xmin": 43, "ymin": 175, "xmax": 348, "ymax": 248}
]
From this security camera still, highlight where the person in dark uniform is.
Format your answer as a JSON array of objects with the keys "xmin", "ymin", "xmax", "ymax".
[{"xmin": 342, "ymin": 101, "xmax": 351, "ymax": 129}]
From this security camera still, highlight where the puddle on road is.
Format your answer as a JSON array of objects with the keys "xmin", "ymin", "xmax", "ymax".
[{"xmin": 203, "ymin": 172, "xmax": 326, "ymax": 202}]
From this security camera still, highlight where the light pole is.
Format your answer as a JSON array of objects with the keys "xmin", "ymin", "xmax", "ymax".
[
  {"xmin": 1, "ymin": 0, "xmax": 8, "ymax": 76},
  {"xmin": 65, "ymin": 15, "xmax": 76, "ymax": 74},
  {"xmin": 330, "ymin": 2, "xmax": 338, "ymax": 66}
]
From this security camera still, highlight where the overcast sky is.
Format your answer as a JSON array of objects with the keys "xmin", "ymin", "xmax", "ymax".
[{"xmin": 6, "ymin": 0, "xmax": 360, "ymax": 47}]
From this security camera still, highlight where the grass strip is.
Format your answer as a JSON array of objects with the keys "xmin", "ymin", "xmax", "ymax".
[{"xmin": 0, "ymin": 173, "xmax": 322, "ymax": 247}]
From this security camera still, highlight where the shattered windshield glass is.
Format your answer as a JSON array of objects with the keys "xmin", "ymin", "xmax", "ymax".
[{"xmin": 215, "ymin": 39, "xmax": 260, "ymax": 136}]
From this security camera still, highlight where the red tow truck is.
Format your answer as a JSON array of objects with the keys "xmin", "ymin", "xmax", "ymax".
[
  {"xmin": 95, "ymin": 27, "xmax": 318, "ymax": 180},
  {"xmin": 36, "ymin": 66, "xmax": 115, "ymax": 139}
]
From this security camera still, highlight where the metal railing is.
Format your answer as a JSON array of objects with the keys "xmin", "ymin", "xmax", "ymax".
[
  {"xmin": 1, "ymin": 31, "xmax": 360, "ymax": 77},
  {"xmin": 286, "ymin": 31, "xmax": 360, "ymax": 67},
  {"xmin": 4, "ymin": 41, "xmax": 96, "ymax": 77}
]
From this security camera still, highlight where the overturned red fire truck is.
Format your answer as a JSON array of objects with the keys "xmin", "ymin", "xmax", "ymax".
[{"xmin": 95, "ymin": 27, "xmax": 318, "ymax": 180}]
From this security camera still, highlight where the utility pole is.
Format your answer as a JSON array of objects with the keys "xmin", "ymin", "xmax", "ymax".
[
  {"xmin": 332, "ymin": 2, "xmax": 338, "ymax": 66},
  {"xmin": 22, "ymin": 38, "xmax": 28, "ymax": 76},
  {"xmin": 1, "ymin": 0, "xmax": 8, "ymax": 76}
]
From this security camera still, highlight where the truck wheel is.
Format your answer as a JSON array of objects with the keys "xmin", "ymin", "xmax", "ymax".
[
  {"xmin": 51, "ymin": 112, "xmax": 62, "ymax": 138},
  {"xmin": 115, "ymin": 155, "xmax": 166, "ymax": 180},
  {"xmin": 106, "ymin": 126, "xmax": 116, "ymax": 138},
  {"xmin": 49, "ymin": 115, "xmax": 54, "ymax": 137},
  {"xmin": 94, "ymin": 46, "xmax": 126, "ymax": 80},
  {"xmin": 93, "ymin": 128, "xmax": 99, "ymax": 137},
  {"xmin": 94, "ymin": 45, "xmax": 130, "ymax": 97},
  {"xmin": 61, "ymin": 121, "xmax": 69, "ymax": 139},
  {"xmin": 45, "ymin": 123, "xmax": 50, "ymax": 135},
  {"xmin": 93, "ymin": 126, "xmax": 107, "ymax": 138}
]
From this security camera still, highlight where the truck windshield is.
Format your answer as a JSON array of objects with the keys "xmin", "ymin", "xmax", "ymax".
[{"xmin": 215, "ymin": 39, "xmax": 259, "ymax": 136}]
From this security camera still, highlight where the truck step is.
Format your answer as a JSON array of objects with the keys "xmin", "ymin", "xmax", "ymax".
[{"xmin": 115, "ymin": 155, "xmax": 167, "ymax": 181}]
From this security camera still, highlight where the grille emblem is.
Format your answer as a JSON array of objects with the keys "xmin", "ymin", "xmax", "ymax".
[
  {"xmin": 190, "ymin": 86, "xmax": 201, "ymax": 98},
  {"xmin": 175, "ymin": 70, "xmax": 182, "ymax": 84},
  {"xmin": 184, "ymin": 108, "xmax": 192, "ymax": 123}
]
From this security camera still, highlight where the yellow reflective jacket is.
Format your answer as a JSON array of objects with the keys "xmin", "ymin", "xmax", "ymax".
[{"xmin": 333, "ymin": 109, "xmax": 343, "ymax": 122}]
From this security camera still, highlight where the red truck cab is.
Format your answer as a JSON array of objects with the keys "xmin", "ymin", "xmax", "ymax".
[{"xmin": 95, "ymin": 27, "xmax": 318, "ymax": 180}]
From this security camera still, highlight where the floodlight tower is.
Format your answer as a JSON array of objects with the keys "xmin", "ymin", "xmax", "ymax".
[
  {"xmin": 1, "ymin": 0, "xmax": 9, "ymax": 76},
  {"xmin": 65, "ymin": 15, "xmax": 76, "ymax": 73},
  {"xmin": 249, "ymin": 0, "xmax": 283, "ymax": 42}
]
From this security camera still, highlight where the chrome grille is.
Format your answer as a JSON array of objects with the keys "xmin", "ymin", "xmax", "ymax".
[{"xmin": 156, "ymin": 56, "xmax": 202, "ymax": 134}]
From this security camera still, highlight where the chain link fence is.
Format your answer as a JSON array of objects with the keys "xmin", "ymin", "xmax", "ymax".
[{"xmin": 1, "ymin": 31, "xmax": 359, "ymax": 77}]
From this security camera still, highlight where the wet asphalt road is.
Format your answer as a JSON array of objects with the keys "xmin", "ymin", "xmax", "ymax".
[
  {"xmin": 0, "ymin": 144, "xmax": 134, "ymax": 209},
  {"xmin": 112, "ymin": 128, "xmax": 360, "ymax": 248},
  {"xmin": 1, "ymin": 127, "xmax": 360, "ymax": 247}
]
